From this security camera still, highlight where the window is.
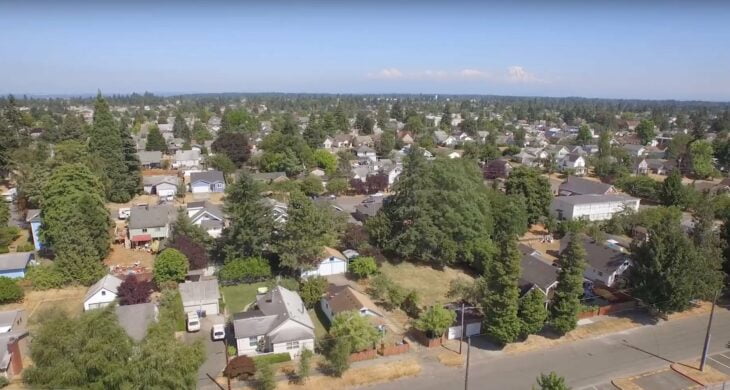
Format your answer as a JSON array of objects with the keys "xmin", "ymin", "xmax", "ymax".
[
  {"xmin": 142, "ymin": 228, "xmax": 147, "ymax": 233},
  {"xmin": 249, "ymin": 337, "xmax": 258, "ymax": 347},
  {"xmin": 286, "ymin": 341, "xmax": 299, "ymax": 350},
  {"xmin": 101, "ymin": 290, "xmax": 106, "ymax": 296}
]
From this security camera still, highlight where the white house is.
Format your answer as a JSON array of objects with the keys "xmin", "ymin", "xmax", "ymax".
[
  {"xmin": 322, "ymin": 137, "xmax": 333, "ymax": 149},
  {"xmin": 84, "ymin": 274, "xmax": 123, "ymax": 311},
  {"xmin": 187, "ymin": 201, "xmax": 226, "ymax": 238},
  {"xmin": 561, "ymin": 236, "xmax": 632, "ymax": 287},
  {"xmin": 190, "ymin": 171, "xmax": 225, "ymax": 194},
  {"xmin": 233, "ymin": 286, "xmax": 315, "ymax": 359},
  {"xmin": 356, "ymin": 146, "xmax": 377, "ymax": 162},
  {"xmin": 173, "ymin": 150, "xmax": 201, "ymax": 169},
  {"xmin": 551, "ymin": 194, "xmax": 640, "ymax": 221},
  {"xmin": 179, "ymin": 279, "xmax": 220, "ymax": 316},
  {"xmin": 560, "ymin": 154, "xmax": 586, "ymax": 175},
  {"xmin": 142, "ymin": 175, "xmax": 179, "ymax": 199},
  {"xmin": 301, "ymin": 247, "xmax": 347, "ymax": 278}
]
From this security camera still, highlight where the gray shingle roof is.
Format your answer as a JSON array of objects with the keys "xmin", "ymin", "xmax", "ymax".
[
  {"xmin": 128, "ymin": 205, "xmax": 175, "ymax": 229},
  {"xmin": 559, "ymin": 176, "xmax": 614, "ymax": 195},
  {"xmin": 232, "ymin": 286, "xmax": 314, "ymax": 342},
  {"xmin": 179, "ymin": 279, "xmax": 220, "ymax": 306},
  {"xmin": 190, "ymin": 170, "xmax": 224, "ymax": 185},
  {"xmin": 518, "ymin": 245, "xmax": 559, "ymax": 296},
  {"xmin": 560, "ymin": 236, "xmax": 630, "ymax": 275},
  {"xmin": 115, "ymin": 303, "xmax": 157, "ymax": 342},
  {"xmin": 84, "ymin": 274, "xmax": 123, "ymax": 301},
  {"xmin": 553, "ymin": 194, "xmax": 638, "ymax": 206},
  {"xmin": 137, "ymin": 151, "xmax": 162, "ymax": 165},
  {"xmin": 0, "ymin": 252, "xmax": 32, "ymax": 272},
  {"xmin": 142, "ymin": 175, "xmax": 179, "ymax": 187}
]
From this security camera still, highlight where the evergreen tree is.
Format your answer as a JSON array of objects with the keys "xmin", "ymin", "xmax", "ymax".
[
  {"xmin": 120, "ymin": 120, "xmax": 142, "ymax": 196},
  {"xmin": 89, "ymin": 93, "xmax": 139, "ymax": 202},
  {"xmin": 505, "ymin": 167, "xmax": 552, "ymax": 225},
  {"xmin": 636, "ymin": 119, "xmax": 656, "ymax": 145},
  {"xmin": 377, "ymin": 129, "xmax": 396, "ymax": 155},
  {"xmin": 550, "ymin": 234, "xmax": 586, "ymax": 334},
  {"xmin": 220, "ymin": 173, "xmax": 275, "ymax": 260},
  {"xmin": 518, "ymin": 289, "xmax": 548, "ymax": 337},
  {"xmin": 575, "ymin": 124, "xmax": 592, "ymax": 145},
  {"xmin": 483, "ymin": 237, "xmax": 522, "ymax": 344},
  {"xmin": 303, "ymin": 113, "xmax": 326, "ymax": 149},
  {"xmin": 173, "ymin": 113, "xmax": 191, "ymax": 140},
  {"xmin": 145, "ymin": 124, "xmax": 168, "ymax": 152},
  {"xmin": 658, "ymin": 170, "xmax": 686, "ymax": 207}
]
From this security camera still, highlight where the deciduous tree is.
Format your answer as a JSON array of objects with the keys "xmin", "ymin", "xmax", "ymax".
[
  {"xmin": 153, "ymin": 248, "xmax": 189, "ymax": 285},
  {"xmin": 329, "ymin": 310, "xmax": 380, "ymax": 352},
  {"xmin": 117, "ymin": 274, "xmax": 154, "ymax": 305},
  {"xmin": 505, "ymin": 167, "xmax": 552, "ymax": 225},
  {"xmin": 211, "ymin": 133, "xmax": 250, "ymax": 167}
]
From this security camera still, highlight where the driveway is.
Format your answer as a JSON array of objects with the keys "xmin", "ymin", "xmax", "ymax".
[{"xmin": 184, "ymin": 314, "xmax": 227, "ymax": 390}]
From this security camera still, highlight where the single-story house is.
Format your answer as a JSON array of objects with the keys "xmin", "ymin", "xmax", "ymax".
[
  {"xmin": 332, "ymin": 134, "xmax": 352, "ymax": 148},
  {"xmin": 483, "ymin": 158, "xmax": 513, "ymax": 180},
  {"xmin": 187, "ymin": 201, "xmax": 226, "ymax": 238},
  {"xmin": 301, "ymin": 247, "xmax": 348, "ymax": 278},
  {"xmin": 137, "ymin": 151, "xmax": 163, "ymax": 169},
  {"xmin": 173, "ymin": 149, "xmax": 201, "ymax": 169},
  {"xmin": 179, "ymin": 279, "xmax": 220, "ymax": 316},
  {"xmin": 190, "ymin": 170, "xmax": 226, "ymax": 194},
  {"xmin": 445, "ymin": 304, "xmax": 483, "ymax": 340},
  {"xmin": 84, "ymin": 274, "xmax": 123, "ymax": 311},
  {"xmin": 320, "ymin": 284, "xmax": 384, "ymax": 325},
  {"xmin": 127, "ymin": 204, "xmax": 176, "ymax": 246},
  {"xmin": 0, "ymin": 253, "xmax": 32, "ymax": 279},
  {"xmin": 551, "ymin": 194, "xmax": 640, "ymax": 221},
  {"xmin": 518, "ymin": 244, "xmax": 559, "ymax": 303},
  {"xmin": 356, "ymin": 146, "xmax": 377, "ymax": 162},
  {"xmin": 0, "ymin": 310, "xmax": 28, "ymax": 379},
  {"xmin": 560, "ymin": 236, "xmax": 631, "ymax": 287},
  {"xmin": 142, "ymin": 175, "xmax": 179, "ymax": 198},
  {"xmin": 115, "ymin": 303, "xmax": 158, "ymax": 342},
  {"xmin": 558, "ymin": 176, "xmax": 616, "ymax": 196},
  {"xmin": 250, "ymin": 171, "xmax": 289, "ymax": 184},
  {"xmin": 233, "ymin": 286, "xmax": 315, "ymax": 358},
  {"xmin": 25, "ymin": 209, "xmax": 43, "ymax": 251}
]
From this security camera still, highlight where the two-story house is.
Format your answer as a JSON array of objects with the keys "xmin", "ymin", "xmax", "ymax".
[{"xmin": 127, "ymin": 204, "xmax": 176, "ymax": 247}]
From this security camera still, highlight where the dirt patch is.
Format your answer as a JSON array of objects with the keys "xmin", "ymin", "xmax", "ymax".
[
  {"xmin": 276, "ymin": 359, "xmax": 421, "ymax": 390},
  {"xmin": 437, "ymin": 351, "xmax": 464, "ymax": 367},
  {"xmin": 672, "ymin": 361, "xmax": 729, "ymax": 386},
  {"xmin": 104, "ymin": 243, "xmax": 156, "ymax": 269},
  {"xmin": 142, "ymin": 169, "xmax": 179, "ymax": 177}
]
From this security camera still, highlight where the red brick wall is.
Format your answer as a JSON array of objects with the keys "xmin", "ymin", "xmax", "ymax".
[
  {"xmin": 349, "ymin": 349, "xmax": 377, "ymax": 362},
  {"xmin": 379, "ymin": 341, "xmax": 410, "ymax": 357},
  {"xmin": 8, "ymin": 340, "xmax": 22, "ymax": 377}
]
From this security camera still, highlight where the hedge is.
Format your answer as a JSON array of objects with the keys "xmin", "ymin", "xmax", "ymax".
[
  {"xmin": 252, "ymin": 353, "xmax": 291, "ymax": 366},
  {"xmin": 219, "ymin": 257, "xmax": 272, "ymax": 284}
]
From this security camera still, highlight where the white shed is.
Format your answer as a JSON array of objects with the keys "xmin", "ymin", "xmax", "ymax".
[
  {"xmin": 301, "ymin": 247, "xmax": 347, "ymax": 278},
  {"xmin": 84, "ymin": 274, "xmax": 123, "ymax": 311}
]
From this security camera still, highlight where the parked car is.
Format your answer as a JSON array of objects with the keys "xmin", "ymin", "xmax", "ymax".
[
  {"xmin": 211, "ymin": 323, "xmax": 225, "ymax": 341},
  {"xmin": 187, "ymin": 312, "xmax": 201, "ymax": 332},
  {"xmin": 118, "ymin": 207, "xmax": 131, "ymax": 220}
]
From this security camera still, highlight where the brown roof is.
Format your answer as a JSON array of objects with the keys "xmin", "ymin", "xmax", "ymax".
[
  {"xmin": 322, "ymin": 247, "xmax": 346, "ymax": 260},
  {"xmin": 325, "ymin": 285, "xmax": 382, "ymax": 318}
]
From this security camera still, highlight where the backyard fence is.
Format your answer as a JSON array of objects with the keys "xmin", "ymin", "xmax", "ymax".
[
  {"xmin": 379, "ymin": 340, "xmax": 410, "ymax": 357},
  {"xmin": 349, "ymin": 348, "xmax": 378, "ymax": 362}
]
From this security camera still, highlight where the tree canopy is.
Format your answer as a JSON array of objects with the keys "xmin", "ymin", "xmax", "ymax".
[
  {"xmin": 504, "ymin": 166, "xmax": 552, "ymax": 225},
  {"xmin": 550, "ymin": 235, "xmax": 586, "ymax": 334}
]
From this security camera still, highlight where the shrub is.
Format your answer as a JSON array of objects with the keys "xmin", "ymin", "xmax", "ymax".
[
  {"xmin": 349, "ymin": 256, "xmax": 377, "ymax": 279},
  {"xmin": 256, "ymin": 362, "xmax": 275, "ymax": 390},
  {"xmin": 219, "ymin": 257, "xmax": 271, "ymax": 283},
  {"xmin": 326, "ymin": 337, "xmax": 351, "ymax": 377},
  {"xmin": 16, "ymin": 242, "xmax": 35, "ymax": 252},
  {"xmin": 0, "ymin": 277, "xmax": 23, "ymax": 304},
  {"xmin": 298, "ymin": 348, "xmax": 313, "ymax": 383},
  {"xmin": 299, "ymin": 276, "xmax": 328, "ymax": 309},
  {"xmin": 401, "ymin": 290, "xmax": 421, "ymax": 318},
  {"xmin": 415, "ymin": 305, "xmax": 456, "ymax": 339},
  {"xmin": 117, "ymin": 274, "xmax": 154, "ymax": 305},
  {"xmin": 153, "ymin": 248, "xmax": 189, "ymax": 285},
  {"xmin": 223, "ymin": 355, "xmax": 256, "ymax": 379},
  {"xmin": 252, "ymin": 353, "xmax": 291, "ymax": 366},
  {"xmin": 227, "ymin": 345, "xmax": 237, "ymax": 357},
  {"xmin": 24, "ymin": 264, "xmax": 68, "ymax": 290}
]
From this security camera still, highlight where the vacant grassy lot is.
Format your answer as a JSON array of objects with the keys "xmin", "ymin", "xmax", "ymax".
[
  {"xmin": 221, "ymin": 282, "xmax": 268, "ymax": 315},
  {"xmin": 377, "ymin": 262, "xmax": 474, "ymax": 306}
]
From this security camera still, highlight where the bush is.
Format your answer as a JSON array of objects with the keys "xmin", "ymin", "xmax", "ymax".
[
  {"xmin": 0, "ymin": 376, "xmax": 8, "ymax": 388},
  {"xmin": 227, "ymin": 345, "xmax": 237, "ymax": 357},
  {"xmin": 223, "ymin": 355, "xmax": 256, "ymax": 379},
  {"xmin": 0, "ymin": 277, "xmax": 23, "ymax": 304},
  {"xmin": 16, "ymin": 242, "xmax": 35, "ymax": 252},
  {"xmin": 153, "ymin": 248, "xmax": 189, "ymax": 285},
  {"xmin": 24, "ymin": 264, "xmax": 68, "ymax": 290},
  {"xmin": 219, "ymin": 257, "xmax": 272, "ymax": 283},
  {"xmin": 117, "ymin": 274, "xmax": 154, "ymax": 305},
  {"xmin": 349, "ymin": 256, "xmax": 377, "ymax": 279},
  {"xmin": 299, "ymin": 276, "xmax": 328, "ymax": 309},
  {"xmin": 252, "ymin": 353, "xmax": 291, "ymax": 366},
  {"xmin": 415, "ymin": 305, "xmax": 456, "ymax": 339}
]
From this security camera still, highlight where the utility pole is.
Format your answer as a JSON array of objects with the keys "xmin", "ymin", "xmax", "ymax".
[
  {"xmin": 458, "ymin": 303, "xmax": 478, "ymax": 355},
  {"xmin": 700, "ymin": 291, "xmax": 719, "ymax": 372},
  {"xmin": 464, "ymin": 336, "xmax": 471, "ymax": 390}
]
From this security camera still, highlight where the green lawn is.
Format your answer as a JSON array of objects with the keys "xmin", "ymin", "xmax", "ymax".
[
  {"xmin": 221, "ymin": 282, "xmax": 269, "ymax": 315},
  {"xmin": 309, "ymin": 306, "xmax": 329, "ymax": 340}
]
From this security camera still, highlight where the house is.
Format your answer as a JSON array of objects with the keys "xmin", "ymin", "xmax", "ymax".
[
  {"xmin": 558, "ymin": 176, "xmax": 616, "ymax": 196},
  {"xmin": 187, "ymin": 201, "xmax": 226, "ymax": 238},
  {"xmin": 476, "ymin": 131, "xmax": 489, "ymax": 143},
  {"xmin": 332, "ymin": 134, "xmax": 352, "ymax": 148},
  {"xmin": 512, "ymin": 150, "xmax": 538, "ymax": 167},
  {"xmin": 25, "ymin": 209, "xmax": 43, "ymax": 251},
  {"xmin": 0, "ymin": 253, "xmax": 32, "ymax": 279},
  {"xmin": 433, "ymin": 130, "xmax": 456, "ymax": 146},
  {"xmin": 448, "ymin": 150, "xmax": 463, "ymax": 159},
  {"xmin": 646, "ymin": 159, "xmax": 676, "ymax": 175},
  {"xmin": 0, "ymin": 310, "xmax": 28, "ymax": 379},
  {"xmin": 173, "ymin": 149, "xmax": 201, "ymax": 169},
  {"xmin": 115, "ymin": 303, "xmax": 158, "ymax": 342},
  {"xmin": 301, "ymin": 247, "xmax": 348, "ymax": 278},
  {"xmin": 320, "ymin": 285, "xmax": 384, "ymax": 327},
  {"xmin": 142, "ymin": 175, "xmax": 179, "ymax": 199},
  {"xmin": 354, "ymin": 135, "xmax": 374, "ymax": 148},
  {"xmin": 250, "ymin": 171, "xmax": 289, "ymax": 184},
  {"xmin": 83, "ymin": 274, "xmax": 123, "ymax": 311},
  {"xmin": 137, "ymin": 151, "xmax": 163, "ymax": 168},
  {"xmin": 398, "ymin": 131, "xmax": 415, "ymax": 145},
  {"xmin": 262, "ymin": 198, "xmax": 289, "ymax": 224},
  {"xmin": 233, "ymin": 286, "xmax": 315, "ymax": 358},
  {"xmin": 322, "ymin": 137, "xmax": 333, "ymax": 149},
  {"xmin": 551, "ymin": 194, "xmax": 640, "ymax": 221},
  {"xmin": 356, "ymin": 146, "xmax": 377, "ymax": 162},
  {"xmin": 518, "ymin": 245, "xmax": 559, "ymax": 301},
  {"xmin": 127, "ymin": 204, "xmax": 175, "ymax": 246},
  {"xmin": 559, "ymin": 154, "xmax": 586, "ymax": 175},
  {"xmin": 634, "ymin": 158, "xmax": 649, "ymax": 175},
  {"xmin": 622, "ymin": 144, "xmax": 647, "ymax": 158},
  {"xmin": 545, "ymin": 145, "xmax": 570, "ymax": 160},
  {"xmin": 179, "ymin": 279, "xmax": 221, "ymax": 316},
  {"xmin": 483, "ymin": 159, "xmax": 513, "ymax": 180},
  {"xmin": 560, "ymin": 236, "xmax": 631, "ymax": 287},
  {"xmin": 190, "ymin": 170, "xmax": 226, "ymax": 194},
  {"xmin": 445, "ymin": 304, "xmax": 483, "ymax": 340}
]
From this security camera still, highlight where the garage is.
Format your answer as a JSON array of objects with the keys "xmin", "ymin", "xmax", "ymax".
[
  {"xmin": 301, "ymin": 247, "xmax": 348, "ymax": 278},
  {"xmin": 178, "ymin": 279, "xmax": 221, "ymax": 316}
]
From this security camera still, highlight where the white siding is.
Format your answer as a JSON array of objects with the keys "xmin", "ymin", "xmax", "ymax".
[
  {"xmin": 84, "ymin": 289, "xmax": 117, "ymax": 311},
  {"xmin": 272, "ymin": 338, "xmax": 315, "ymax": 359},
  {"xmin": 301, "ymin": 257, "xmax": 347, "ymax": 278},
  {"xmin": 183, "ymin": 300, "xmax": 219, "ymax": 316}
]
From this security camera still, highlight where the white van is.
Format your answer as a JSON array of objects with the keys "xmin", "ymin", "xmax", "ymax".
[
  {"xmin": 211, "ymin": 323, "xmax": 225, "ymax": 341},
  {"xmin": 186, "ymin": 312, "xmax": 201, "ymax": 332}
]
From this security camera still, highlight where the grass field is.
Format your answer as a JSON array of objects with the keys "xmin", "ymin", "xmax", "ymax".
[
  {"xmin": 221, "ymin": 282, "xmax": 269, "ymax": 315},
  {"xmin": 377, "ymin": 262, "xmax": 474, "ymax": 306}
]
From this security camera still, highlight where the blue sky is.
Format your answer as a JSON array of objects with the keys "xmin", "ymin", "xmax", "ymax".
[{"xmin": 1, "ymin": 1, "xmax": 729, "ymax": 100}]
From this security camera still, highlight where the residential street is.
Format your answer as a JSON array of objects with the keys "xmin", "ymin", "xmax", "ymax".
[{"xmin": 368, "ymin": 306, "xmax": 730, "ymax": 390}]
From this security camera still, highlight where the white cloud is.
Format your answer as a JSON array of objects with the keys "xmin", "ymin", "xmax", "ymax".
[
  {"xmin": 368, "ymin": 68, "xmax": 404, "ymax": 79},
  {"xmin": 459, "ymin": 69, "xmax": 490, "ymax": 79},
  {"xmin": 367, "ymin": 66, "xmax": 545, "ymax": 83}
]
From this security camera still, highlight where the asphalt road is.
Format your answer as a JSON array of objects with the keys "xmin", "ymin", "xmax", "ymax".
[{"xmin": 368, "ymin": 307, "xmax": 730, "ymax": 390}]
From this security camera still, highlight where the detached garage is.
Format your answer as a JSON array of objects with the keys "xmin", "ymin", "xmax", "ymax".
[
  {"xmin": 445, "ymin": 305, "xmax": 483, "ymax": 340},
  {"xmin": 301, "ymin": 247, "xmax": 348, "ymax": 278},
  {"xmin": 179, "ymin": 279, "xmax": 220, "ymax": 316}
]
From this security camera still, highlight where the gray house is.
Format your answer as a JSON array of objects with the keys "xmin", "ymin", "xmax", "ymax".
[
  {"xmin": 127, "ymin": 205, "xmax": 176, "ymax": 247},
  {"xmin": 115, "ymin": 303, "xmax": 158, "ymax": 342},
  {"xmin": 190, "ymin": 171, "xmax": 225, "ymax": 194},
  {"xmin": 142, "ymin": 175, "xmax": 179, "ymax": 199},
  {"xmin": 137, "ymin": 151, "xmax": 163, "ymax": 168}
]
